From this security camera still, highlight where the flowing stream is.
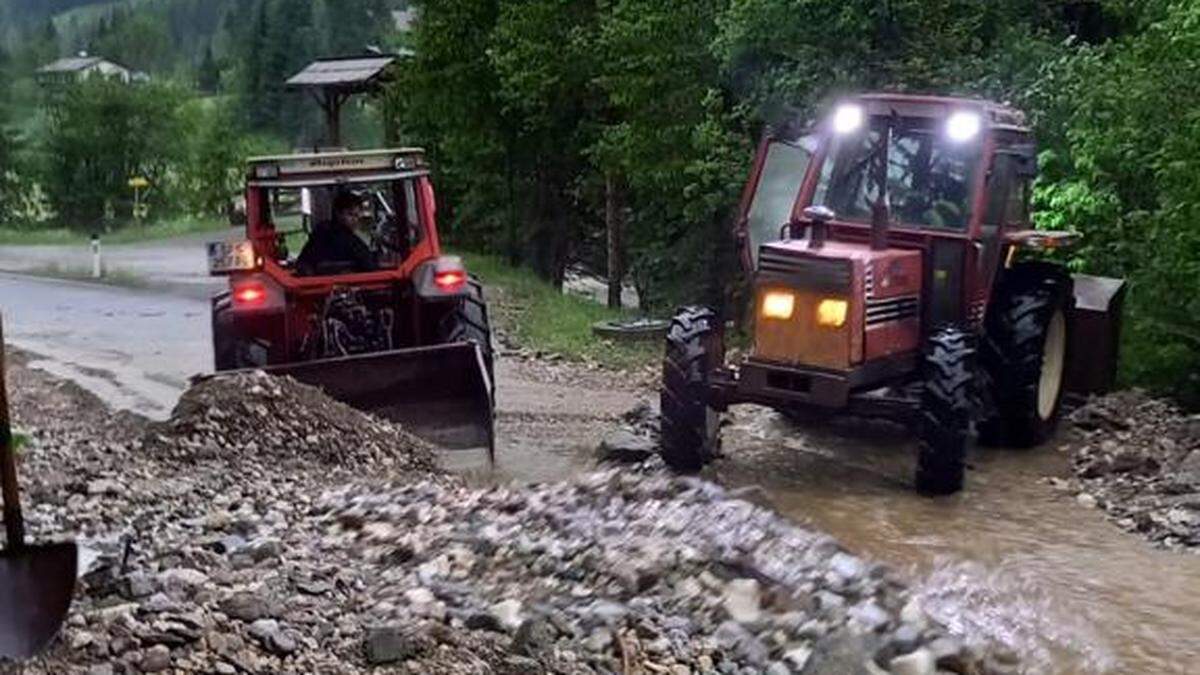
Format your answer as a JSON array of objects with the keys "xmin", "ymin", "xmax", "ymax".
[{"xmin": 720, "ymin": 406, "xmax": 1200, "ymax": 674}]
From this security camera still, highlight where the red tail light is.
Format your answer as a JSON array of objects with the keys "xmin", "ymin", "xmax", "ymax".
[
  {"xmin": 434, "ymin": 270, "xmax": 466, "ymax": 291},
  {"xmin": 233, "ymin": 283, "xmax": 266, "ymax": 306}
]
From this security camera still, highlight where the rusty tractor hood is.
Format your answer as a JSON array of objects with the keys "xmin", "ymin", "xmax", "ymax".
[{"xmin": 753, "ymin": 240, "xmax": 923, "ymax": 370}]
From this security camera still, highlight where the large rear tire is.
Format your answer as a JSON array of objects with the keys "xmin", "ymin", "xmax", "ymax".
[
  {"xmin": 659, "ymin": 306, "xmax": 723, "ymax": 472},
  {"xmin": 981, "ymin": 262, "xmax": 1074, "ymax": 448},
  {"xmin": 212, "ymin": 294, "xmax": 241, "ymax": 371},
  {"xmin": 916, "ymin": 326, "xmax": 974, "ymax": 496},
  {"xmin": 439, "ymin": 276, "xmax": 495, "ymax": 395}
]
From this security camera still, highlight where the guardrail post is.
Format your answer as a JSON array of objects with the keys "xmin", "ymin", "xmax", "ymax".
[{"xmin": 90, "ymin": 234, "xmax": 102, "ymax": 279}]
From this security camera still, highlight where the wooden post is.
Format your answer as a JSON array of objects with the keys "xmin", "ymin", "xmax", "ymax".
[
  {"xmin": 605, "ymin": 174, "xmax": 625, "ymax": 309},
  {"xmin": 0, "ymin": 315, "xmax": 25, "ymax": 551},
  {"xmin": 321, "ymin": 91, "xmax": 343, "ymax": 148}
]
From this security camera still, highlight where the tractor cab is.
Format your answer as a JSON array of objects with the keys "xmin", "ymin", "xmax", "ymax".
[
  {"xmin": 740, "ymin": 95, "xmax": 1049, "ymax": 342},
  {"xmin": 214, "ymin": 149, "xmax": 452, "ymax": 282}
]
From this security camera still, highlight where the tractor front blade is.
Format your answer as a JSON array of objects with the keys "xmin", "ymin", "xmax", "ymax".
[{"xmin": 260, "ymin": 343, "xmax": 495, "ymax": 457}]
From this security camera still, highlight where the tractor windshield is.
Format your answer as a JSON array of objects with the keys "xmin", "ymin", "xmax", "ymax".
[
  {"xmin": 258, "ymin": 179, "xmax": 423, "ymax": 275},
  {"xmin": 812, "ymin": 114, "xmax": 982, "ymax": 230}
]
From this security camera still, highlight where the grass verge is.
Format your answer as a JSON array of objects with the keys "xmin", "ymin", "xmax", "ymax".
[
  {"xmin": 20, "ymin": 263, "xmax": 149, "ymax": 289},
  {"xmin": 0, "ymin": 216, "xmax": 229, "ymax": 246},
  {"xmin": 462, "ymin": 252, "xmax": 660, "ymax": 371}
]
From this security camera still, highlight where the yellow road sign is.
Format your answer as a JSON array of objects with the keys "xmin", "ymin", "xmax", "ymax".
[{"xmin": 128, "ymin": 177, "xmax": 149, "ymax": 189}]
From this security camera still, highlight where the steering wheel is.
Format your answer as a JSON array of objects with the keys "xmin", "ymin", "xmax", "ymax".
[{"xmin": 369, "ymin": 212, "xmax": 400, "ymax": 254}]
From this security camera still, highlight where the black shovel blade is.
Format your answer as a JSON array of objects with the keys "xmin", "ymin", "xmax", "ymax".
[{"xmin": 0, "ymin": 542, "xmax": 77, "ymax": 660}]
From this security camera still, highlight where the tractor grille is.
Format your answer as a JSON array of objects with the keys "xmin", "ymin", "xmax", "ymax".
[
  {"xmin": 758, "ymin": 246, "xmax": 851, "ymax": 289},
  {"xmin": 866, "ymin": 296, "xmax": 920, "ymax": 326}
]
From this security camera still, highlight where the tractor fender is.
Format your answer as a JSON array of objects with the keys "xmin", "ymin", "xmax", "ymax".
[{"xmin": 1065, "ymin": 274, "xmax": 1126, "ymax": 396}]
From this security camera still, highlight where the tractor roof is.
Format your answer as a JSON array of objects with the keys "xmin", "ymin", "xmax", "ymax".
[
  {"xmin": 246, "ymin": 148, "xmax": 428, "ymax": 188},
  {"xmin": 852, "ymin": 92, "xmax": 1029, "ymax": 132}
]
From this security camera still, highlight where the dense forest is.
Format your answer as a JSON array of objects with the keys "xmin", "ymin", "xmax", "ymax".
[{"xmin": 0, "ymin": 0, "xmax": 1196, "ymax": 404}]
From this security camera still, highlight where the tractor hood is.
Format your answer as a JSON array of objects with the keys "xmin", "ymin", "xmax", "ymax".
[{"xmin": 753, "ymin": 240, "xmax": 922, "ymax": 370}]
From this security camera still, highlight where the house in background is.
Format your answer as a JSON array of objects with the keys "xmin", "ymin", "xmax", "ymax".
[{"xmin": 36, "ymin": 53, "xmax": 147, "ymax": 87}]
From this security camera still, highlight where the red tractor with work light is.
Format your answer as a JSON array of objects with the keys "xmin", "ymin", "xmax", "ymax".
[
  {"xmin": 208, "ymin": 148, "xmax": 495, "ymax": 455},
  {"xmin": 660, "ymin": 93, "xmax": 1125, "ymax": 495}
]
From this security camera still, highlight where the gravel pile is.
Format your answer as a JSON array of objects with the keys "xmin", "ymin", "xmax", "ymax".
[
  {"xmin": 142, "ymin": 371, "xmax": 436, "ymax": 473},
  {"xmin": 1064, "ymin": 390, "xmax": 1200, "ymax": 550},
  {"xmin": 6, "ymin": 360, "xmax": 1016, "ymax": 675}
]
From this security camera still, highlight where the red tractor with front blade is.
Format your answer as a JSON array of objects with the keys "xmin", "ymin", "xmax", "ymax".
[
  {"xmin": 660, "ymin": 94, "xmax": 1125, "ymax": 495},
  {"xmin": 208, "ymin": 149, "xmax": 495, "ymax": 454}
]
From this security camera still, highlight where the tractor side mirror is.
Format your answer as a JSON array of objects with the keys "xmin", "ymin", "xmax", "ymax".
[{"xmin": 803, "ymin": 205, "xmax": 835, "ymax": 223}]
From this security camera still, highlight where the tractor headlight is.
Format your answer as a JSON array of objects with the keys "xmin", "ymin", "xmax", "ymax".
[
  {"xmin": 946, "ymin": 111, "xmax": 982, "ymax": 142},
  {"xmin": 832, "ymin": 104, "xmax": 864, "ymax": 135},
  {"xmin": 761, "ymin": 292, "xmax": 796, "ymax": 320},
  {"xmin": 816, "ymin": 299, "xmax": 848, "ymax": 328}
]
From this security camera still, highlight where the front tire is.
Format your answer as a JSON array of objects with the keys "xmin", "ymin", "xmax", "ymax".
[
  {"xmin": 659, "ymin": 306, "xmax": 723, "ymax": 472},
  {"xmin": 981, "ymin": 262, "xmax": 1074, "ymax": 447},
  {"xmin": 916, "ymin": 326, "xmax": 974, "ymax": 496}
]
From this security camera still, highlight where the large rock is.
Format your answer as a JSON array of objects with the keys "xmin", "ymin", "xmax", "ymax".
[
  {"xmin": 723, "ymin": 578, "xmax": 763, "ymax": 624},
  {"xmin": 363, "ymin": 626, "xmax": 431, "ymax": 665},
  {"xmin": 596, "ymin": 429, "xmax": 657, "ymax": 464}
]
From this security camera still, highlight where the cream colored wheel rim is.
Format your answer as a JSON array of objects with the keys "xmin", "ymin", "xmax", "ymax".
[{"xmin": 1038, "ymin": 309, "xmax": 1066, "ymax": 421}]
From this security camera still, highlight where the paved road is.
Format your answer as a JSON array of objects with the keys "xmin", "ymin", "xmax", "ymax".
[
  {"xmin": 0, "ymin": 273, "xmax": 211, "ymax": 418},
  {"xmin": 0, "ymin": 230, "xmax": 232, "ymax": 300}
]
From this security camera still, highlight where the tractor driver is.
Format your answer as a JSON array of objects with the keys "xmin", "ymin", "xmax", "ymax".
[{"xmin": 295, "ymin": 190, "xmax": 378, "ymax": 276}]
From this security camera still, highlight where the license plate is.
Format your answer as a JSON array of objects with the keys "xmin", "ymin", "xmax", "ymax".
[{"xmin": 207, "ymin": 240, "xmax": 258, "ymax": 274}]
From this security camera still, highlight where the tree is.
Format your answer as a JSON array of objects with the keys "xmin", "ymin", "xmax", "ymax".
[
  {"xmin": 176, "ymin": 101, "xmax": 273, "ymax": 216},
  {"xmin": 235, "ymin": 0, "xmax": 320, "ymax": 141},
  {"xmin": 593, "ymin": 0, "xmax": 749, "ymax": 309},
  {"xmin": 1024, "ymin": 0, "xmax": 1200, "ymax": 404},
  {"xmin": 197, "ymin": 44, "xmax": 221, "ymax": 93},
  {"xmin": 41, "ymin": 79, "xmax": 187, "ymax": 229},
  {"xmin": 91, "ymin": 10, "xmax": 172, "ymax": 73},
  {"xmin": 0, "ymin": 106, "xmax": 28, "ymax": 229},
  {"xmin": 392, "ymin": 0, "xmax": 513, "ymax": 257},
  {"xmin": 488, "ymin": 0, "xmax": 601, "ymax": 284}
]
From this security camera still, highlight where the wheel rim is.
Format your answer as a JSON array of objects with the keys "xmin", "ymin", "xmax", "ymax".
[{"xmin": 1037, "ymin": 309, "xmax": 1067, "ymax": 420}]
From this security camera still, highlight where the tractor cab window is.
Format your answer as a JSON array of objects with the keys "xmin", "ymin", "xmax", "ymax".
[
  {"xmin": 744, "ymin": 137, "xmax": 816, "ymax": 266},
  {"xmin": 260, "ymin": 179, "xmax": 423, "ymax": 276},
  {"xmin": 984, "ymin": 152, "xmax": 1031, "ymax": 228},
  {"xmin": 813, "ymin": 114, "xmax": 983, "ymax": 231}
]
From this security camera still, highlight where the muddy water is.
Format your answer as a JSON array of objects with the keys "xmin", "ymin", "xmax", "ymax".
[{"xmin": 720, "ymin": 406, "xmax": 1200, "ymax": 674}]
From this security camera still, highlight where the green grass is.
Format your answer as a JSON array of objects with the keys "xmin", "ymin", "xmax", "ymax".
[
  {"xmin": 462, "ymin": 252, "xmax": 660, "ymax": 371},
  {"xmin": 0, "ymin": 216, "xmax": 228, "ymax": 246},
  {"xmin": 11, "ymin": 433, "xmax": 28, "ymax": 454}
]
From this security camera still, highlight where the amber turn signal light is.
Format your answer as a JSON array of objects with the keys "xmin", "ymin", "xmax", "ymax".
[{"xmin": 816, "ymin": 299, "xmax": 848, "ymax": 328}]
